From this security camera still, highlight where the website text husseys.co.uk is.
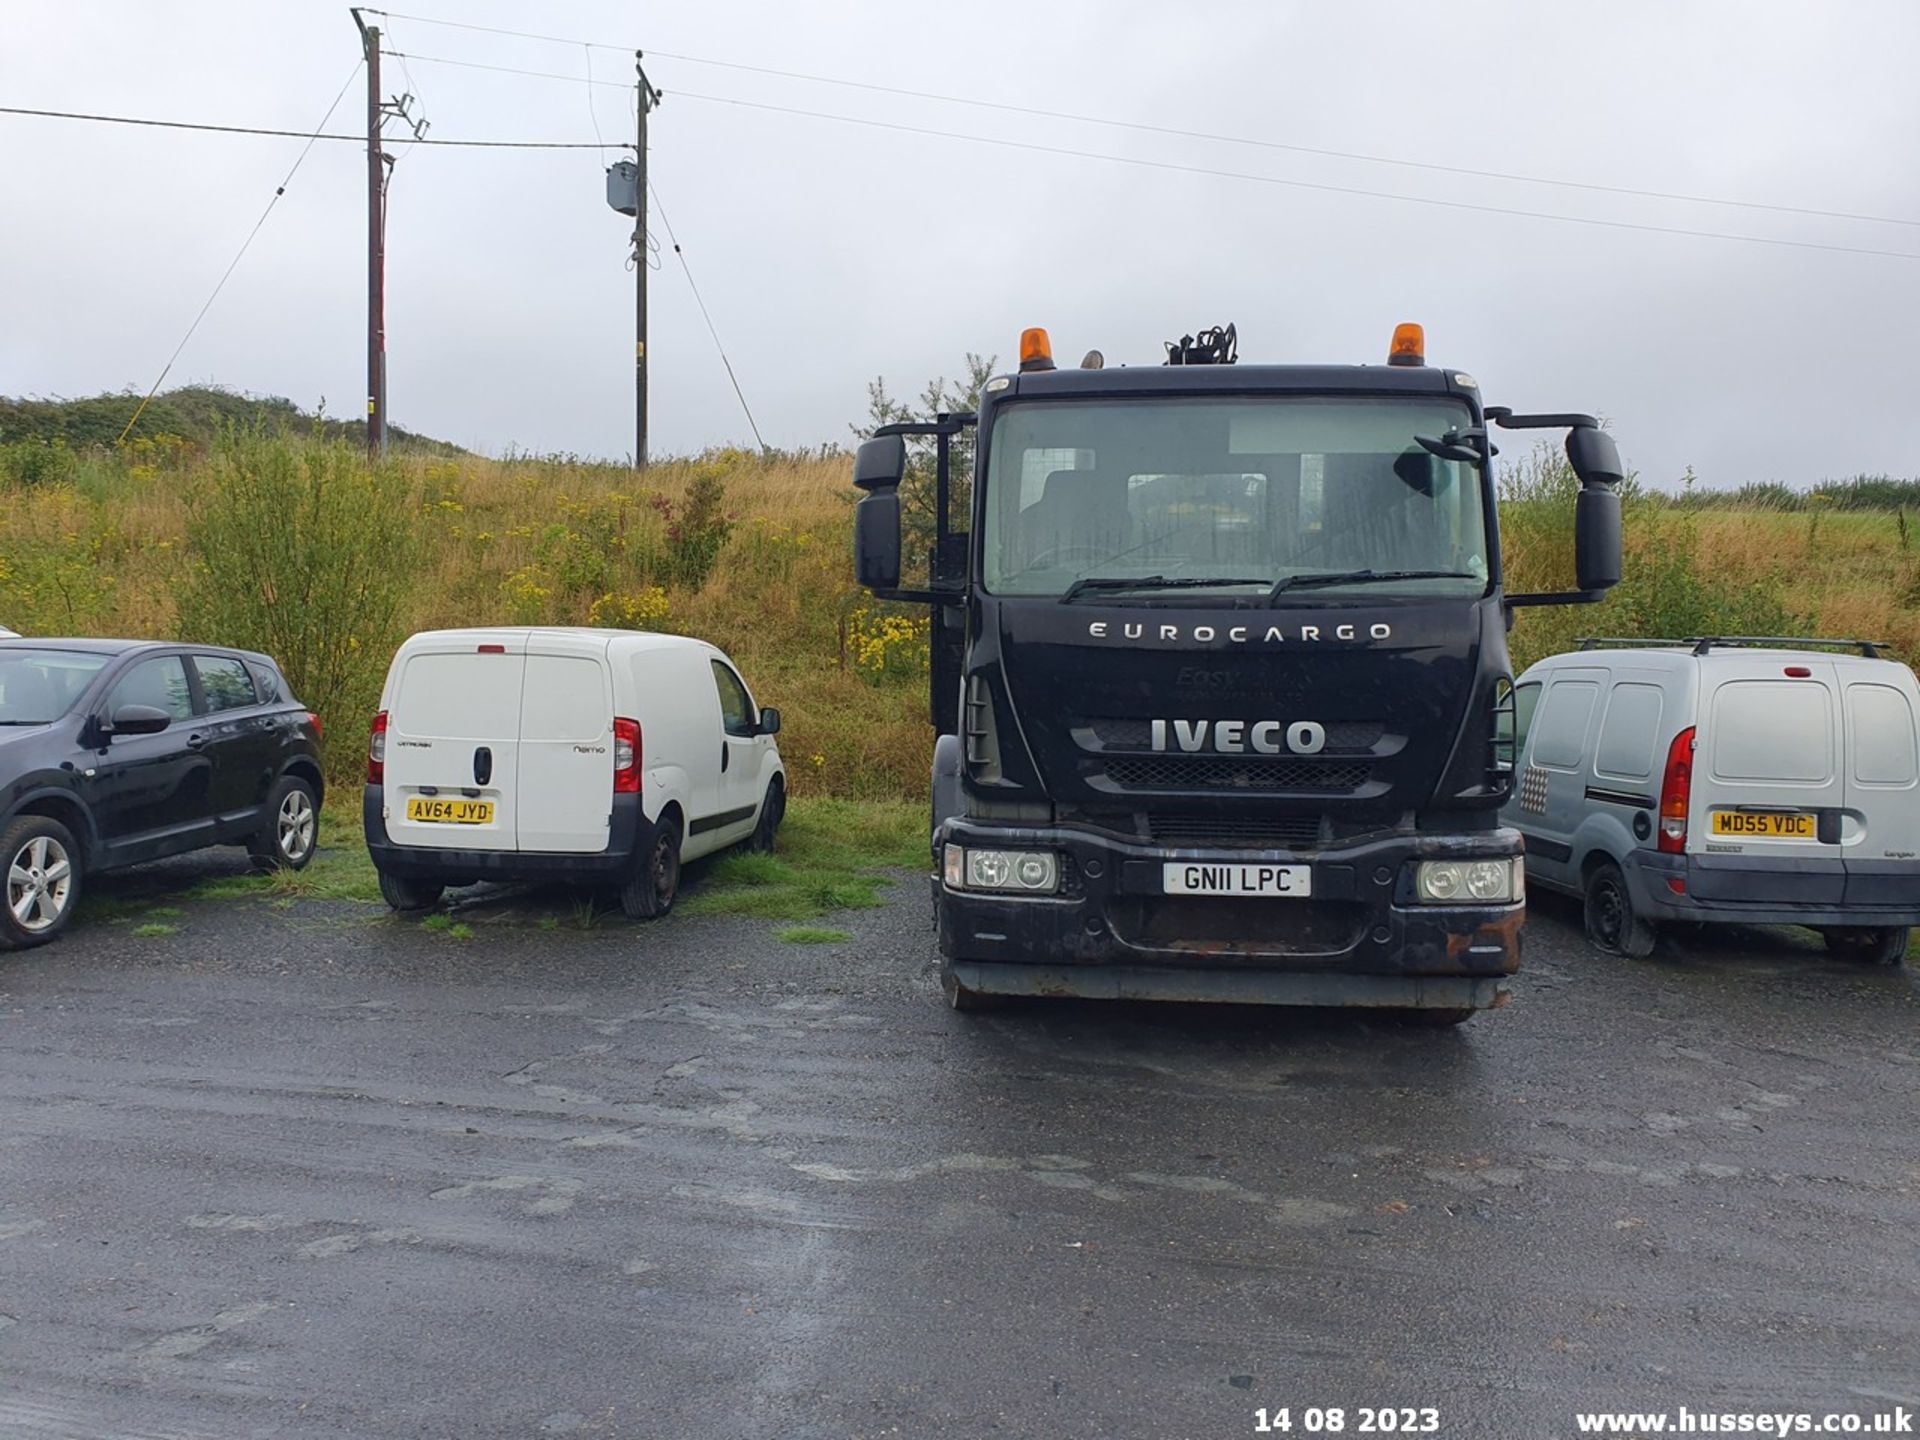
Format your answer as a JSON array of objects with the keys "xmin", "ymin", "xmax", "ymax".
[{"xmin": 1574, "ymin": 1406, "xmax": 1912, "ymax": 1434}]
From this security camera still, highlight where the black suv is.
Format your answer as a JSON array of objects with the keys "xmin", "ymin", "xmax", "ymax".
[{"xmin": 0, "ymin": 639, "xmax": 325, "ymax": 950}]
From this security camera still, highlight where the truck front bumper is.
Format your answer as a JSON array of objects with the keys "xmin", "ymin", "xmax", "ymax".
[{"xmin": 934, "ymin": 819, "xmax": 1524, "ymax": 1008}]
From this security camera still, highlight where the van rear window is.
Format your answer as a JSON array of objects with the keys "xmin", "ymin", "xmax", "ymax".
[
  {"xmin": 1709, "ymin": 681, "xmax": 1832, "ymax": 782},
  {"xmin": 395, "ymin": 653, "xmax": 522, "ymax": 739},
  {"xmin": 1848, "ymin": 684, "xmax": 1918, "ymax": 786},
  {"xmin": 521, "ymin": 655, "xmax": 608, "ymax": 741},
  {"xmin": 1595, "ymin": 683, "xmax": 1664, "ymax": 781}
]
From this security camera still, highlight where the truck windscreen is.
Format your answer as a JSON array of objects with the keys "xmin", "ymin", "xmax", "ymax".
[{"xmin": 981, "ymin": 397, "xmax": 1491, "ymax": 598}]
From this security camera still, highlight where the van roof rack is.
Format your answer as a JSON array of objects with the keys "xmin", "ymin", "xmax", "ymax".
[{"xmin": 1576, "ymin": 636, "xmax": 1889, "ymax": 659}]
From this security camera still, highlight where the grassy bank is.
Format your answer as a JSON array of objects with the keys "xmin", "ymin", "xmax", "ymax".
[{"xmin": 2, "ymin": 425, "xmax": 1916, "ymax": 805}]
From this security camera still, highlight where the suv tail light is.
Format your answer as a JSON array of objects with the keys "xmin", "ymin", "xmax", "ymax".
[
  {"xmin": 613, "ymin": 717, "xmax": 641, "ymax": 794},
  {"xmin": 1657, "ymin": 725, "xmax": 1695, "ymax": 854},
  {"xmin": 307, "ymin": 711, "xmax": 324, "ymax": 741},
  {"xmin": 368, "ymin": 710, "xmax": 388, "ymax": 784}
]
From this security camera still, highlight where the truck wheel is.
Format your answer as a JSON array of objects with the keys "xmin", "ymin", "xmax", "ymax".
[
  {"xmin": 378, "ymin": 870, "xmax": 444, "ymax": 912},
  {"xmin": 0, "ymin": 815, "xmax": 82, "ymax": 951},
  {"xmin": 1583, "ymin": 861, "xmax": 1656, "ymax": 959},
  {"xmin": 1820, "ymin": 926, "xmax": 1910, "ymax": 965},
  {"xmin": 746, "ymin": 777, "xmax": 785, "ymax": 854},
  {"xmin": 621, "ymin": 823, "xmax": 681, "ymax": 920},
  {"xmin": 249, "ymin": 775, "xmax": 318, "ymax": 873},
  {"xmin": 940, "ymin": 964, "xmax": 1006, "ymax": 1012}
]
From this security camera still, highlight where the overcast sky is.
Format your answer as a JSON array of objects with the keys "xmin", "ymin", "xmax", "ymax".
[{"xmin": 3, "ymin": 1, "xmax": 1917, "ymax": 488}]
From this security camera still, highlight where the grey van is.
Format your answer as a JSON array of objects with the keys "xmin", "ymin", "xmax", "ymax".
[{"xmin": 1501, "ymin": 638, "xmax": 1920, "ymax": 962}]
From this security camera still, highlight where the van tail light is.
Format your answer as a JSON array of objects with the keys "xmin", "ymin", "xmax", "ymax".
[
  {"xmin": 613, "ymin": 717, "xmax": 641, "ymax": 794},
  {"xmin": 307, "ymin": 711, "xmax": 324, "ymax": 741},
  {"xmin": 1657, "ymin": 725, "xmax": 1695, "ymax": 854},
  {"xmin": 368, "ymin": 710, "xmax": 388, "ymax": 785}
]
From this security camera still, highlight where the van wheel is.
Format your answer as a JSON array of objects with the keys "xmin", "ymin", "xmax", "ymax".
[
  {"xmin": 1820, "ymin": 926, "xmax": 1911, "ymax": 966},
  {"xmin": 747, "ymin": 777, "xmax": 785, "ymax": 854},
  {"xmin": 622, "ymin": 824, "xmax": 681, "ymax": 920},
  {"xmin": 0, "ymin": 816, "xmax": 82, "ymax": 951},
  {"xmin": 378, "ymin": 870, "xmax": 444, "ymax": 912},
  {"xmin": 1584, "ymin": 861, "xmax": 1656, "ymax": 958},
  {"xmin": 249, "ymin": 775, "xmax": 318, "ymax": 872}
]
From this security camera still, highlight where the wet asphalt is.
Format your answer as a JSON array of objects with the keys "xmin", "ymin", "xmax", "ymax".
[{"xmin": 2, "ymin": 850, "xmax": 1918, "ymax": 1440}]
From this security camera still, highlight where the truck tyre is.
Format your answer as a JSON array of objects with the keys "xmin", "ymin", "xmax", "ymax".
[
  {"xmin": 0, "ymin": 815, "xmax": 82, "ymax": 951},
  {"xmin": 1584, "ymin": 860, "xmax": 1656, "ymax": 959},
  {"xmin": 249, "ymin": 775, "xmax": 318, "ymax": 873},
  {"xmin": 621, "ymin": 822, "xmax": 680, "ymax": 920},
  {"xmin": 940, "ymin": 964, "xmax": 1006, "ymax": 1012},
  {"xmin": 378, "ymin": 870, "xmax": 444, "ymax": 912},
  {"xmin": 746, "ymin": 777, "xmax": 785, "ymax": 854},
  {"xmin": 1820, "ymin": 926, "xmax": 1910, "ymax": 965}
]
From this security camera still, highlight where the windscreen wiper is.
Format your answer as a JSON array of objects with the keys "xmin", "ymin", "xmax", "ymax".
[
  {"xmin": 1267, "ymin": 569, "xmax": 1481, "ymax": 602},
  {"xmin": 1061, "ymin": 575, "xmax": 1269, "ymax": 603}
]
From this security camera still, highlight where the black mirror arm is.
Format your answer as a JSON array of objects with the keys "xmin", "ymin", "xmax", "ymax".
[{"xmin": 1485, "ymin": 406, "xmax": 1601, "ymax": 432}]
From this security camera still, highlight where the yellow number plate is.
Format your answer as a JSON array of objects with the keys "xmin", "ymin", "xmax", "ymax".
[
  {"xmin": 406, "ymin": 797, "xmax": 495, "ymax": 825},
  {"xmin": 1710, "ymin": 810, "xmax": 1815, "ymax": 839}
]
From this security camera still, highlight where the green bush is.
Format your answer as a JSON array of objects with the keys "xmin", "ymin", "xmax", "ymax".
[{"xmin": 173, "ymin": 431, "xmax": 420, "ymax": 778}]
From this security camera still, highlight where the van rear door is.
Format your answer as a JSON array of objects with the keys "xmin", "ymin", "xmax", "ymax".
[
  {"xmin": 1840, "ymin": 672, "xmax": 1920, "ymax": 905},
  {"xmin": 384, "ymin": 632, "xmax": 527, "ymax": 853},
  {"xmin": 1693, "ymin": 659, "xmax": 1845, "ymax": 902},
  {"xmin": 516, "ymin": 633, "xmax": 615, "ymax": 854}
]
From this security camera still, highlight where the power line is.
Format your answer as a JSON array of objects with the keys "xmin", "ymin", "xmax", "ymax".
[
  {"xmin": 376, "ymin": 50, "xmax": 1920, "ymax": 262},
  {"xmin": 658, "ymin": 91, "xmax": 1920, "ymax": 263},
  {"xmin": 117, "ymin": 61, "xmax": 364, "ymax": 444},
  {"xmin": 0, "ymin": 104, "xmax": 624, "ymax": 149},
  {"xmin": 361, "ymin": 7, "xmax": 1919, "ymax": 231},
  {"xmin": 649, "ymin": 180, "xmax": 766, "ymax": 451}
]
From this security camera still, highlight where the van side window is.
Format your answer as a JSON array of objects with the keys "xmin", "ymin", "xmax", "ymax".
[
  {"xmin": 710, "ymin": 660, "xmax": 757, "ymax": 738},
  {"xmin": 1595, "ymin": 682, "xmax": 1664, "ymax": 781},
  {"xmin": 1531, "ymin": 680, "xmax": 1599, "ymax": 771}
]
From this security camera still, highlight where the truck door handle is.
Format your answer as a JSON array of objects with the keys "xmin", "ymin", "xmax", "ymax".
[
  {"xmin": 186, "ymin": 733, "xmax": 207, "ymax": 750},
  {"xmin": 474, "ymin": 746, "xmax": 493, "ymax": 786}
]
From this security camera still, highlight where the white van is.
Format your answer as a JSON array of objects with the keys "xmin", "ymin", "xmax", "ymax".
[
  {"xmin": 364, "ymin": 628, "xmax": 785, "ymax": 917},
  {"xmin": 1501, "ymin": 638, "xmax": 1920, "ymax": 963}
]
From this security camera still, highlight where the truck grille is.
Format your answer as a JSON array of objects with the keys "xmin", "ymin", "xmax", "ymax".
[
  {"xmin": 1101, "ymin": 755, "xmax": 1371, "ymax": 792},
  {"xmin": 1146, "ymin": 813, "xmax": 1324, "ymax": 849}
]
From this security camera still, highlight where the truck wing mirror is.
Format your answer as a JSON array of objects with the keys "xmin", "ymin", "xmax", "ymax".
[
  {"xmin": 852, "ymin": 435, "xmax": 907, "ymax": 492},
  {"xmin": 1566, "ymin": 426, "xmax": 1625, "ymax": 488},
  {"xmin": 1574, "ymin": 485, "xmax": 1622, "ymax": 593},
  {"xmin": 854, "ymin": 490, "xmax": 903, "ymax": 591}
]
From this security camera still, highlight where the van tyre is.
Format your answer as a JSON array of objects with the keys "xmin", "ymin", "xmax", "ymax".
[
  {"xmin": 1584, "ymin": 860, "xmax": 1656, "ymax": 959},
  {"xmin": 622, "ymin": 823, "xmax": 681, "ymax": 920},
  {"xmin": 1820, "ymin": 926, "xmax": 1910, "ymax": 966},
  {"xmin": 378, "ymin": 870, "xmax": 444, "ymax": 912},
  {"xmin": 0, "ymin": 815, "xmax": 82, "ymax": 951},
  {"xmin": 747, "ymin": 777, "xmax": 785, "ymax": 854},
  {"xmin": 249, "ymin": 775, "xmax": 318, "ymax": 873}
]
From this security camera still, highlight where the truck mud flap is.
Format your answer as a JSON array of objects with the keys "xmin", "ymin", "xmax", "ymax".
[{"xmin": 946, "ymin": 962, "xmax": 1510, "ymax": 1010}]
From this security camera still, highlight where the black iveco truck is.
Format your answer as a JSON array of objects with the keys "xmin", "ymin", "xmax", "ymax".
[{"xmin": 852, "ymin": 323, "xmax": 1624, "ymax": 1018}]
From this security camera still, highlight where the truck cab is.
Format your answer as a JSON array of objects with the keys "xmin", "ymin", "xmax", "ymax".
[{"xmin": 853, "ymin": 323, "xmax": 1625, "ymax": 1018}]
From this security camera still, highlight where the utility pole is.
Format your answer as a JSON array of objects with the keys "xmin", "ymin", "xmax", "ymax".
[
  {"xmin": 352, "ymin": 9, "xmax": 387, "ymax": 461},
  {"xmin": 634, "ymin": 53, "xmax": 656, "ymax": 472}
]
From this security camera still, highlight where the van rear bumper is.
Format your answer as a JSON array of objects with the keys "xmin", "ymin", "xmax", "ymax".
[
  {"xmin": 1625, "ymin": 850, "xmax": 1920, "ymax": 927},
  {"xmin": 363, "ymin": 785, "xmax": 649, "ymax": 882}
]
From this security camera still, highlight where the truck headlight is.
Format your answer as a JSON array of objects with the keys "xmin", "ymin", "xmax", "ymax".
[
  {"xmin": 943, "ymin": 844, "xmax": 1059, "ymax": 894},
  {"xmin": 1415, "ymin": 858, "xmax": 1522, "ymax": 904}
]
